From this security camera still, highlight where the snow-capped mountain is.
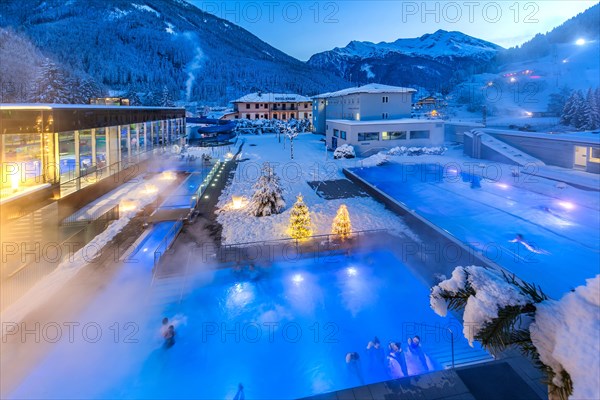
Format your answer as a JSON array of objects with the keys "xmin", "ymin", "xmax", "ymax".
[
  {"xmin": 0, "ymin": 0, "xmax": 350, "ymax": 105},
  {"xmin": 325, "ymin": 30, "xmax": 502, "ymax": 59},
  {"xmin": 307, "ymin": 30, "xmax": 503, "ymax": 90}
]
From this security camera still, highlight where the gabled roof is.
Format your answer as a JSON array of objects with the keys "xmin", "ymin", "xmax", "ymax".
[
  {"xmin": 313, "ymin": 83, "xmax": 417, "ymax": 99},
  {"xmin": 232, "ymin": 93, "xmax": 311, "ymax": 103}
]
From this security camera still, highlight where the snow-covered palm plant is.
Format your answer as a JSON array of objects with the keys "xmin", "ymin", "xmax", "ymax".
[
  {"xmin": 431, "ymin": 266, "xmax": 599, "ymax": 400},
  {"xmin": 247, "ymin": 163, "xmax": 285, "ymax": 217}
]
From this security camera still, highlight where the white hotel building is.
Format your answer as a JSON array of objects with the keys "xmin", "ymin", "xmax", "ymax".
[{"xmin": 312, "ymin": 84, "xmax": 444, "ymax": 156}]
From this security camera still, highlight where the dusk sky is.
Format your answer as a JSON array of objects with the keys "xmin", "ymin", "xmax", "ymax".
[{"xmin": 188, "ymin": 0, "xmax": 598, "ymax": 60}]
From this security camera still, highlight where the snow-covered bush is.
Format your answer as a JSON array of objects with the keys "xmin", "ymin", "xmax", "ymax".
[
  {"xmin": 333, "ymin": 144, "xmax": 355, "ymax": 159},
  {"xmin": 387, "ymin": 146, "xmax": 447, "ymax": 156},
  {"xmin": 235, "ymin": 118, "xmax": 312, "ymax": 135},
  {"xmin": 431, "ymin": 266, "xmax": 600, "ymax": 399},
  {"xmin": 247, "ymin": 163, "xmax": 285, "ymax": 217},
  {"xmin": 360, "ymin": 152, "xmax": 388, "ymax": 167}
]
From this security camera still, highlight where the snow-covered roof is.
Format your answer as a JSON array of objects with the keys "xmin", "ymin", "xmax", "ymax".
[
  {"xmin": 481, "ymin": 128, "xmax": 600, "ymax": 145},
  {"xmin": 314, "ymin": 83, "xmax": 417, "ymax": 99},
  {"xmin": 327, "ymin": 118, "xmax": 441, "ymax": 126},
  {"xmin": 0, "ymin": 103, "xmax": 184, "ymax": 111},
  {"xmin": 232, "ymin": 93, "xmax": 311, "ymax": 103}
]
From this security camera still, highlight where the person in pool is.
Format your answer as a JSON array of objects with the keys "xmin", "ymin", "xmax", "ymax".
[
  {"xmin": 160, "ymin": 317, "xmax": 169, "ymax": 337},
  {"xmin": 387, "ymin": 341, "xmax": 408, "ymax": 378},
  {"xmin": 163, "ymin": 325, "xmax": 176, "ymax": 349},
  {"xmin": 233, "ymin": 383, "xmax": 245, "ymax": 400},
  {"xmin": 366, "ymin": 337, "xmax": 386, "ymax": 379},
  {"xmin": 345, "ymin": 352, "xmax": 365, "ymax": 385},
  {"xmin": 407, "ymin": 336, "xmax": 429, "ymax": 371}
]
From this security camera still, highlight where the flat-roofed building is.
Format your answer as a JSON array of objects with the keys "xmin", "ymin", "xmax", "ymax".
[
  {"xmin": 312, "ymin": 83, "xmax": 417, "ymax": 135},
  {"xmin": 231, "ymin": 92, "xmax": 312, "ymax": 121},
  {"xmin": 326, "ymin": 119, "xmax": 444, "ymax": 156},
  {"xmin": 0, "ymin": 104, "xmax": 185, "ymax": 209}
]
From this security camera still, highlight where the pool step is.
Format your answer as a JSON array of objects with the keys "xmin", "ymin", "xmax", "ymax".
[
  {"xmin": 147, "ymin": 275, "xmax": 187, "ymax": 307},
  {"xmin": 424, "ymin": 341, "xmax": 494, "ymax": 369}
]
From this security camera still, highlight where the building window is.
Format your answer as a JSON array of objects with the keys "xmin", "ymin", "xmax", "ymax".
[
  {"xmin": 246, "ymin": 104, "xmax": 250, "ymax": 109},
  {"xmin": 255, "ymin": 104, "xmax": 259, "ymax": 109},
  {"xmin": 410, "ymin": 130, "xmax": 430, "ymax": 139},
  {"xmin": 333, "ymin": 129, "xmax": 339, "ymax": 137},
  {"xmin": 255, "ymin": 114, "xmax": 259, "ymax": 119},
  {"xmin": 282, "ymin": 113, "xmax": 286, "ymax": 120},
  {"xmin": 341, "ymin": 131, "xmax": 347, "ymax": 139},
  {"xmin": 382, "ymin": 131, "xmax": 407, "ymax": 140},
  {"xmin": 590, "ymin": 147, "xmax": 600, "ymax": 163},
  {"xmin": 382, "ymin": 96, "xmax": 389, "ymax": 103},
  {"xmin": 382, "ymin": 112, "xmax": 388, "ymax": 119},
  {"xmin": 273, "ymin": 114, "xmax": 278, "ymax": 119},
  {"xmin": 246, "ymin": 114, "xmax": 250, "ymax": 119},
  {"xmin": 358, "ymin": 132, "xmax": 379, "ymax": 141},
  {"xmin": 290, "ymin": 113, "xmax": 295, "ymax": 119}
]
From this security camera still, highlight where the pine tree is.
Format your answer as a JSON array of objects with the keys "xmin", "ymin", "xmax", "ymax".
[
  {"xmin": 30, "ymin": 58, "xmax": 73, "ymax": 103},
  {"xmin": 288, "ymin": 194, "xmax": 312, "ymax": 240},
  {"xmin": 331, "ymin": 204, "xmax": 352, "ymax": 239},
  {"xmin": 248, "ymin": 163, "xmax": 285, "ymax": 217},
  {"xmin": 560, "ymin": 91, "xmax": 576, "ymax": 126},
  {"xmin": 583, "ymin": 88, "xmax": 600, "ymax": 131},
  {"xmin": 72, "ymin": 76, "xmax": 103, "ymax": 104},
  {"xmin": 571, "ymin": 90, "xmax": 586, "ymax": 130},
  {"xmin": 160, "ymin": 85, "xmax": 175, "ymax": 107}
]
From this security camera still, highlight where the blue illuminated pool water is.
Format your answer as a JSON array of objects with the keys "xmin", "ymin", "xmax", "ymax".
[
  {"xmin": 351, "ymin": 163, "xmax": 600, "ymax": 298},
  {"xmin": 107, "ymin": 252, "xmax": 489, "ymax": 399},
  {"xmin": 10, "ymin": 251, "xmax": 488, "ymax": 400}
]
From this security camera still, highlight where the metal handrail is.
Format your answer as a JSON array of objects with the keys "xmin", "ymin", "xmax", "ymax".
[{"xmin": 220, "ymin": 228, "xmax": 388, "ymax": 249}]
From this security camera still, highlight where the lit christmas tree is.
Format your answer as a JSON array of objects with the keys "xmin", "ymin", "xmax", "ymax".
[
  {"xmin": 288, "ymin": 194, "xmax": 312, "ymax": 240},
  {"xmin": 331, "ymin": 204, "xmax": 352, "ymax": 239}
]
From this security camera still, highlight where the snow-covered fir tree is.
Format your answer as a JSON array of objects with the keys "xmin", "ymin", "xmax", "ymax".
[
  {"xmin": 584, "ymin": 88, "xmax": 599, "ymax": 130},
  {"xmin": 288, "ymin": 194, "xmax": 312, "ymax": 240},
  {"xmin": 331, "ymin": 204, "xmax": 352, "ymax": 239},
  {"xmin": 160, "ymin": 86, "xmax": 176, "ymax": 107},
  {"xmin": 247, "ymin": 163, "xmax": 285, "ymax": 217},
  {"xmin": 30, "ymin": 58, "xmax": 74, "ymax": 103},
  {"xmin": 73, "ymin": 76, "xmax": 104, "ymax": 104},
  {"xmin": 560, "ymin": 88, "xmax": 600, "ymax": 131}
]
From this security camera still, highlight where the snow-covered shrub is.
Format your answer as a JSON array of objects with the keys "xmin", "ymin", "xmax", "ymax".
[
  {"xmin": 247, "ymin": 163, "xmax": 285, "ymax": 217},
  {"xmin": 235, "ymin": 118, "xmax": 312, "ymax": 135},
  {"xmin": 360, "ymin": 152, "xmax": 388, "ymax": 167},
  {"xmin": 387, "ymin": 146, "xmax": 447, "ymax": 156},
  {"xmin": 431, "ymin": 266, "xmax": 600, "ymax": 399},
  {"xmin": 333, "ymin": 144, "xmax": 355, "ymax": 159}
]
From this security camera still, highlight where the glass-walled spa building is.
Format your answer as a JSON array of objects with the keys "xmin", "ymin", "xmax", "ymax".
[{"xmin": 0, "ymin": 104, "xmax": 186, "ymax": 203}]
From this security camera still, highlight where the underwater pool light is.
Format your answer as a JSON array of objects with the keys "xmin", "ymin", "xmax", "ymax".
[{"xmin": 558, "ymin": 201, "xmax": 575, "ymax": 210}]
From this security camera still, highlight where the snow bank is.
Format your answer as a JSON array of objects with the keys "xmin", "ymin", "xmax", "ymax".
[
  {"xmin": 359, "ymin": 152, "xmax": 388, "ymax": 167},
  {"xmin": 530, "ymin": 275, "xmax": 600, "ymax": 399},
  {"xmin": 388, "ymin": 146, "xmax": 447, "ymax": 156},
  {"xmin": 430, "ymin": 266, "xmax": 529, "ymax": 345}
]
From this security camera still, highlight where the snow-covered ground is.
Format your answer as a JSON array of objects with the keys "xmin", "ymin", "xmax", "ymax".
[{"xmin": 215, "ymin": 133, "xmax": 413, "ymax": 244}]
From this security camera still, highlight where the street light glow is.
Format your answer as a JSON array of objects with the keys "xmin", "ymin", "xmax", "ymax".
[{"xmin": 576, "ymin": 38, "xmax": 586, "ymax": 46}]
